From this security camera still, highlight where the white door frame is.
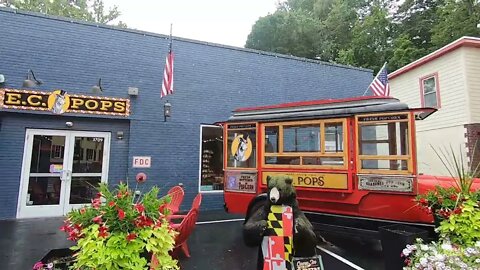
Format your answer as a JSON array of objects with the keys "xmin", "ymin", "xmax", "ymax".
[{"xmin": 17, "ymin": 129, "xmax": 111, "ymax": 218}]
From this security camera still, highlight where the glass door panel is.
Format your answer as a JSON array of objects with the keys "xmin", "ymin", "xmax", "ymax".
[
  {"xmin": 69, "ymin": 176, "xmax": 101, "ymax": 204},
  {"xmin": 26, "ymin": 177, "xmax": 62, "ymax": 206},
  {"xmin": 18, "ymin": 131, "xmax": 69, "ymax": 218},
  {"xmin": 72, "ymin": 137, "xmax": 104, "ymax": 173},
  {"xmin": 64, "ymin": 133, "xmax": 109, "ymax": 213},
  {"xmin": 30, "ymin": 135, "xmax": 65, "ymax": 173}
]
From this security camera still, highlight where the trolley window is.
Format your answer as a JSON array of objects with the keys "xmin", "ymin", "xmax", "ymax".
[
  {"xmin": 263, "ymin": 119, "xmax": 347, "ymax": 168},
  {"xmin": 226, "ymin": 123, "xmax": 257, "ymax": 169},
  {"xmin": 357, "ymin": 113, "xmax": 412, "ymax": 174}
]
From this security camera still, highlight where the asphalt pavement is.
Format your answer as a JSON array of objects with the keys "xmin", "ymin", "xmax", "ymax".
[{"xmin": 0, "ymin": 211, "xmax": 385, "ymax": 269}]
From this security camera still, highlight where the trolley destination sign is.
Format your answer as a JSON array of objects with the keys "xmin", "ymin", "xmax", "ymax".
[{"xmin": 0, "ymin": 88, "xmax": 130, "ymax": 116}]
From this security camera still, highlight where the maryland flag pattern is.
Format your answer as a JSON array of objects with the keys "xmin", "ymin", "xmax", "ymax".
[{"xmin": 261, "ymin": 205, "xmax": 294, "ymax": 270}]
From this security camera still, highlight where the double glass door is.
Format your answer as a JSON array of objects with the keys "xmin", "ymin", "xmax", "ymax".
[{"xmin": 17, "ymin": 129, "xmax": 111, "ymax": 218}]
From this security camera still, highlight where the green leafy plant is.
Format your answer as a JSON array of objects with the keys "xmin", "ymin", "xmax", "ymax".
[
  {"xmin": 437, "ymin": 196, "xmax": 480, "ymax": 246},
  {"xmin": 59, "ymin": 183, "xmax": 178, "ymax": 270}
]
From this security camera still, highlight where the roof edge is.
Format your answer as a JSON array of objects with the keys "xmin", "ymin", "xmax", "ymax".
[
  {"xmin": 389, "ymin": 36, "xmax": 480, "ymax": 79},
  {"xmin": 0, "ymin": 7, "xmax": 372, "ymax": 73},
  {"xmin": 235, "ymin": 96, "xmax": 398, "ymax": 112}
]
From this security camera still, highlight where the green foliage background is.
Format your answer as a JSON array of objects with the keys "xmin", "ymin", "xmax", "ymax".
[
  {"xmin": 1, "ymin": 0, "xmax": 127, "ymax": 27},
  {"xmin": 246, "ymin": 0, "xmax": 480, "ymax": 73}
]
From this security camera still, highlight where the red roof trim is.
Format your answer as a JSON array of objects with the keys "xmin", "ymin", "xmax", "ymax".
[
  {"xmin": 389, "ymin": 37, "xmax": 480, "ymax": 80},
  {"xmin": 235, "ymin": 96, "xmax": 393, "ymax": 112}
]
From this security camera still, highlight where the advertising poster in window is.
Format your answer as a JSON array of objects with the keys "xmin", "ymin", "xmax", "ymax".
[{"xmin": 225, "ymin": 171, "xmax": 257, "ymax": 193}]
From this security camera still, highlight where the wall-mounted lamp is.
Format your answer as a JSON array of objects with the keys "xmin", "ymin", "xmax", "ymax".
[
  {"xmin": 91, "ymin": 78, "xmax": 103, "ymax": 94},
  {"xmin": 116, "ymin": 131, "xmax": 124, "ymax": 140},
  {"xmin": 22, "ymin": 69, "xmax": 43, "ymax": 88},
  {"xmin": 164, "ymin": 101, "xmax": 172, "ymax": 122}
]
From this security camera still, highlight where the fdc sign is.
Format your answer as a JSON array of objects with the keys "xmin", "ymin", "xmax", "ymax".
[{"xmin": 132, "ymin": 156, "xmax": 151, "ymax": 168}]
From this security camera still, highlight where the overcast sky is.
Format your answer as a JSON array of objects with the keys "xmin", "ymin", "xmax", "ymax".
[{"xmin": 103, "ymin": 0, "xmax": 279, "ymax": 47}]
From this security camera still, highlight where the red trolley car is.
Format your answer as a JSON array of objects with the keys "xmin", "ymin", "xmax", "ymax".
[{"xmin": 222, "ymin": 96, "xmax": 475, "ymax": 235}]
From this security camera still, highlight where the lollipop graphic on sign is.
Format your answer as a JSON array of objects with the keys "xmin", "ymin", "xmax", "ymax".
[
  {"xmin": 47, "ymin": 90, "xmax": 70, "ymax": 114},
  {"xmin": 231, "ymin": 133, "xmax": 252, "ymax": 162}
]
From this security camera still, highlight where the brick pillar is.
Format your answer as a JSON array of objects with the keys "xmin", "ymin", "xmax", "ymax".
[{"xmin": 465, "ymin": 123, "xmax": 480, "ymax": 172}]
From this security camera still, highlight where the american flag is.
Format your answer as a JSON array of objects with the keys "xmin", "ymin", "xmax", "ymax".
[
  {"xmin": 369, "ymin": 63, "xmax": 390, "ymax": 96},
  {"xmin": 161, "ymin": 40, "xmax": 174, "ymax": 98}
]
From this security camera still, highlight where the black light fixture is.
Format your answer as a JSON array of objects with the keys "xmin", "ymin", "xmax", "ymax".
[
  {"xmin": 164, "ymin": 100, "xmax": 172, "ymax": 122},
  {"xmin": 22, "ymin": 69, "xmax": 43, "ymax": 88},
  {"xmin": 91, "ymin": 78, "xmax": 103, "ymax": 94},
  {"xmin": 116, "ymin": 131, "xmax": 124, "ymax": 140}
]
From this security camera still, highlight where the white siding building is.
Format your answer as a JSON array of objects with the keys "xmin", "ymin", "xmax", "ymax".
[{"xmin": 389, "ymin": 36, "xmax": 480, "ymax": 176}]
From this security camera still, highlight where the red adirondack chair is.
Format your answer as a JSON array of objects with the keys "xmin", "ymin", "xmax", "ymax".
[
  {"xmin": 169, "ymin": 193, "xmax": 202, "ymax": 220},
  {"xmin": 150, "ymin": 208, "xmax": 199, "ymax": 268},
  {"xmin": 165, "ymin": 186, "xmax": 184, "ymax": 214},
  {"xmin": 170, "ymin": 207, "xmax": 199, "ymax": 258}
]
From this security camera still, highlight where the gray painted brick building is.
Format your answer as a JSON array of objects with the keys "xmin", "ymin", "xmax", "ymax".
[{"xmin": 0, "ymin": 8, "xmax": 372, "ymax": 219}]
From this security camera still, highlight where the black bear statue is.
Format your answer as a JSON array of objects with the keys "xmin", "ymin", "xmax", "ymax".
[{"xmin": 243, "ymin": 175, "xmax": 318, "ymax": 269}]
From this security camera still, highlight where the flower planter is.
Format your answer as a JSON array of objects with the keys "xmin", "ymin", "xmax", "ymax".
[
  {"xmin": 35, "ymin": 248, "xmax": 75, "ymax": 270},
  {"xmin": 36, "ymin": 248, "xmax": 155, "ymax": 269},
  {"xmin": 379, "ymin": 224, "xmax": 429, "ymax": 270}
]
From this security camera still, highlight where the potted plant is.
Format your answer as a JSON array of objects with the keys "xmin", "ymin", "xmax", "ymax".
[
  {"xmin": 403, "ymin": 196, "xmax": 480, "ymax": 269},
  {"xmin": 415, "ymin": 145, "xmax": 480, "ymax": 223},
  {"xmin": 403, "ymin": 144, "xmax": 480, "ymax": 269},
  {"xmin": 33, "ymin": 181, "xmax": 179, "ymax": 270}
]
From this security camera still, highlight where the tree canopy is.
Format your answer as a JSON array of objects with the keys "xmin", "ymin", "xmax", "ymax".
[
  {"xmin": 1, "ymin": 0, "xmax": 126, "ymax": 27},
  {"xmin": 246, "ymin": 0, "xmax": 480, "ymax": 72}
]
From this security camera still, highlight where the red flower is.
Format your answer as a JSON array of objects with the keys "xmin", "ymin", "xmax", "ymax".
[
  {"xmin": 92, "ymin": 215, "xmax": 103, "ymax": 224},
  {"xmin": 135, "ymin": 204, "xmax": 145, "ymax": 213},
  {"xmin": 73, "ymin": 224, "xmax": 82, "ymax": 231},
  {"xmin": 454, "ymin": 207, "xmax": 462, "ymax": 214},
  {"xmin": 98, "ymin": 226, "xmax": 109, "ymax": 238},
  {"xmin": 450, "ymin": 194, "xmax": 458, "ymax": 201},
  {"xmin": 158, "ymin": 204, "xmax": 169, "ymax": 215},
  {"xmin": 134, "ymin": 215, "xmax": 154, "ymax": 228},
  {"xmin": 136, "ymin": 172, "xmax": 147, "ymax": 183},
  {"xmin": 108, "ymin": 201, "xmax": 116, "ymax": 207},
  {"xmin": 126, "ymin": 233, "xmax": 137, "ymax": 242},
  {"xmin": 118, "ymin": 209, "xmax": 126, "ymax": 220},
  {"xmin": 419, "ymin": 198, "xmax": 428, "ymax": 205},
  {"xmin": 96, "ymin": 192, "xmax": 103, "ymax": 199},
  {"xmin": 116, "ymin": 191, "xmax": 129, "ymax": 199},
  {"xmin": 80, "ymin": 208, "xmax": 86, "ymax": 214},
  {"xmin": 60, "ymin": 221, "xmax": 71, "ymax": 232},
  {"xmin": 91, "ymin": 198, "xmax": 101, "ymax": 209}
]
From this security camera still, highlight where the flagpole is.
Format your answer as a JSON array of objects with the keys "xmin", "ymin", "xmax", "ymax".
[
  {"xmin": 362, "ymin": 62, "xmax": 387, "ymax": 96},
  {"xmin": 169, "ymin": 23, "xmax": 173, "ymax": 52}
]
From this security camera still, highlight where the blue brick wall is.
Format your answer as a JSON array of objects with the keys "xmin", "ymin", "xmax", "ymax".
[{"xmin": 0, "ymin": 8, "xmax": 373, "ymax": 218}]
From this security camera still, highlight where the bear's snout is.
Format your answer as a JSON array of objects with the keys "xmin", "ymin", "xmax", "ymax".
[{"xmin": 269, "ymin": 187, "xmax": 280, "ymax": 203}]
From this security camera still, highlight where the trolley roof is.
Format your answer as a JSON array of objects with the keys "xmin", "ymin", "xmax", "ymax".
[{"xmin": 227, "ymin": 96, "xmax": 436, "ymax": 123}]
